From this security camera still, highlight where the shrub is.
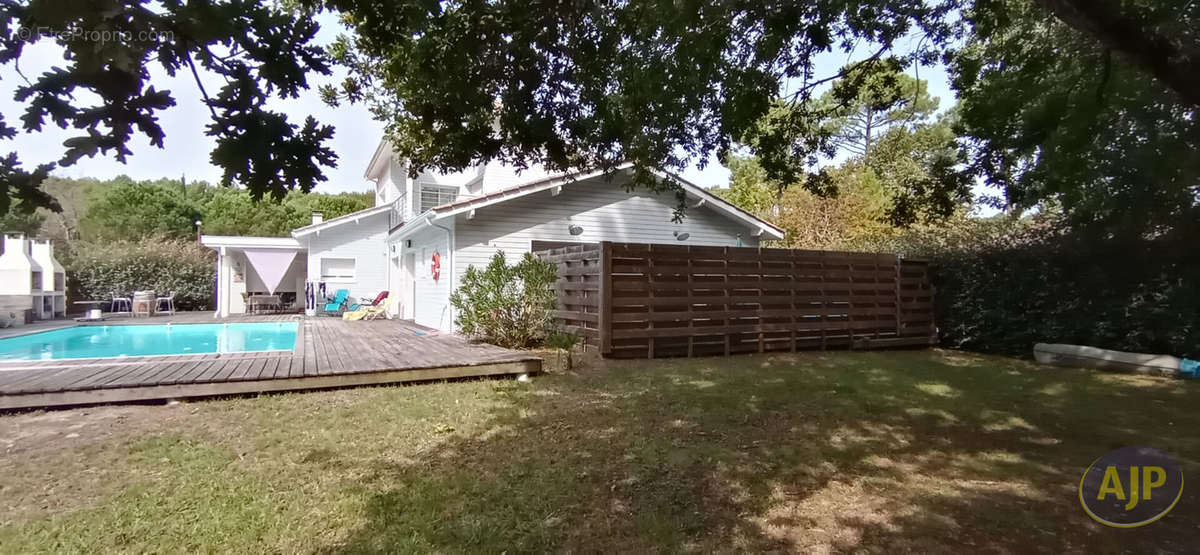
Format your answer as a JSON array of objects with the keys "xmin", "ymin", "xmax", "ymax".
[
  {"xmin": 875, "ymin": 217, "xmax": 1200, "ymax": 359},
  {"xmin": 65, "ymin": 238, "xmax": 216, "ymax": 311},
  {"xmin": 545, "ymin": 330, "xmax": 581, "ymax": 370},
  {"xmin": 450, "ymin": 251, "xmax": 558, "ymax": 348}
]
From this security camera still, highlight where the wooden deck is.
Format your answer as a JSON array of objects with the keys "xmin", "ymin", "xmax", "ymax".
[{"xmin": 0, "ymin": 314, "xmax": 540, "ymax": 410}]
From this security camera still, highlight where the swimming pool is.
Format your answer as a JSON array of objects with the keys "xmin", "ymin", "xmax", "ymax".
[{"xmin": 0, "ymin": 323, "xmax": 299, "ymax": 361}]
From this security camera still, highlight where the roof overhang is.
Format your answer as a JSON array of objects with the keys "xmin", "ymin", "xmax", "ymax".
[
  {"xmin": 650, "ymin": 169, "xmax": 786, "ymax": 240},
  {"xmin": 386, "ymin": 210, "xmax": 439, "ymax": 242},
  {"xmin": 431, "ymin": 165, "xmax": 629, "ymax": 219},
  {"xmin": 364, "ymin": 139, "xmax": 395, "ymax": 180},
  {"xmin": 426, "ymin": 164, "xmax": 786, "ymax": 241},
  {"xmin": 199, "ymin": 235, "xmax": 303, "ymax": 250},
  {"xmin": 290, "ymin": 204, "xmax": 391, "ymax": 238}
]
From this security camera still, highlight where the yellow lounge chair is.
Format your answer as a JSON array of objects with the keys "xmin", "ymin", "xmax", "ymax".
[{"xmin": 343, "ymin": 296, "xmax": 394, "ymax": 321}]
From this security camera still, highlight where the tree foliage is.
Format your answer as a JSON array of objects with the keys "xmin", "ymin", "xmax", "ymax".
[
  {"xmin": 324, "ymin": 0, "xmax": 956, "ymax": 211},
  {"xmin": 80, "ymin": 180, "xmax": 202, "ymax": 241},
  {"xmin": 199, "ymin": 187, "xmax": 374, "ymax": 236},
  {"xmin": 821, "ymin": 61, "xmax": 939, "ymax": 158},
  {"xmin": 1031, "ymin": 0, "xmax": 1200, "ymax": 108},
  {"xmin": 48, "ymin": 175, "xmax": 372, "ymax": 242},
  {"xmin": 717, "ymin": 156, "xmax": 899, "ymax": 251},
  {"xmin": 0, "ymin": 0, "xmax": 338, "ymax": 214},
  {"xmin": 717, "ymin": 69, "xmax": 965, "ymax": 242},
  {"xmin": 1, "ymin": 0, "xmax": 1194, "ymax": 239},
  {"xmin": 950, "ymin": 0, "xmax": 1199, "ymax": 238},
  {"xmin": 324, "ymin": 0, "xmax": 1195, "ymax": 234},
  {"xmin": 0, "ymin": 200, "xmax": 43, "ymax": 235}
]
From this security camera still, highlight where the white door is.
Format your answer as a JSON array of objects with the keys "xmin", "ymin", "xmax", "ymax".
[
  {"xmin": 389, "ymin": 255, "xmax": 402, "ymax": 317},
  {"xmin": 403, "ymin": 253, "xmax": 416, "ymax": 320}
]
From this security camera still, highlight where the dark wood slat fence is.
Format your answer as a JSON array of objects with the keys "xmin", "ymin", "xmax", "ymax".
[{"xmin": 537, "ymin": 242, "xmax": 935, "ymax": 358}]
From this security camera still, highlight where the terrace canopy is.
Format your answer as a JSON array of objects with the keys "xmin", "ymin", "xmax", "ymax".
[{"xmin": 199, "ymin": 235, "xmax": 306, "ymax": 317}]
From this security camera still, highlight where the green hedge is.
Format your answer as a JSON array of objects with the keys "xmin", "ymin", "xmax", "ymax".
[
  {"xmin": 65, "ymin": 238, "xmax": 215, "ymax": 311},
  {"xmin": 929, "ymin": 234, "xmax": 1199, "ymax": 359}
]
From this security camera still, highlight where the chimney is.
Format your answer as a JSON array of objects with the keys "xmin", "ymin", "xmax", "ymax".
[
  {"xmin": 311, "ymin": 212, "xmax": 324, "ymax": 225},
  {"xmin": 0, "ymin": 232, "xmax": 42, "ymax": 295},
  {"xmin": 31, "ymin": 239, "xmax": 65, "ymax": 292}
]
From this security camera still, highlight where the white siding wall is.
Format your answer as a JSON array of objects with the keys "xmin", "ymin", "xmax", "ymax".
[
  {"xmin": 374, "ymin": 162, "xmax": 389, "ymax": 206},
  {"xmin": 406, "ymin": 223, "xmax": 454, "ymax": 330},
  {"xmin": 478, "ymin": 160, "xmax": 552, "ymax": 195},
  {"xmin": 414, "ymin": 166, "xmax": 477, "ymax": 187},
  {"xmin": 302, "ymin": 213, "xmax": 390, "ymax": 303},
  {"xmin": 453, "ymin": 177, "xmax": 758, "ymax": 278},
  {"xmin": 374, "ymin": 158, "xmax": 408, "ymax": 206}
]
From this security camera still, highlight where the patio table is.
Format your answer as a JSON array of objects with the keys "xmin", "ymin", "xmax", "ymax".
[
  {"xmin": 72, "ymin": 300, "xmax": 107, "ymax": 321},
  {"xmin": 132, "ymin": 291, "xmax": 157, "ymax": 317},
  {"xmin": 248, "ymin": 294, "xmax": 282, "ymax": 314}
]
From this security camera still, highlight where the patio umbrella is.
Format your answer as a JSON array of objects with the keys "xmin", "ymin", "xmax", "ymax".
[{"xmin": 242, "ymin": 249, "xmax": 298, "ymax": 294}]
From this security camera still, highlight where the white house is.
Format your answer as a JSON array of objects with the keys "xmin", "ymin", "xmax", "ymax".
[{"xmin": 201, "ymin": 141, "xmax": 784, "ymax": 331}]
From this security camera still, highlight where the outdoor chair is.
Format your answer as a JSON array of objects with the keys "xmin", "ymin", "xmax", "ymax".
[
  {"xmin": 110, "ymin": 293, "xmax": 131, "ymax": 314},
  {"xmin": 248, "ymin": 293, "xmax": 281, "ymax": 314},
  {"xmin": 348, "ymin": 291, "xmax": 388, "ymax": 312},
  {"xmin": 362, "ymin": 296, "xmax": 396, "ymax": 321},
  {"xmin": 343, "ymin": 296, "xmax": 395, "ymax": 321},
  {"xmin": 156, "ymin": 291, "xmax": 176, "ymax": 315},
  {"xmin": 322, "ymin": 289, "xmax": 350, "ymax": 315}
]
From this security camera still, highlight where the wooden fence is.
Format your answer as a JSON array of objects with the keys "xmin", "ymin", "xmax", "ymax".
[{"xmin": 537, "ymin": 242, "xmax": 935, "ymax": 358}]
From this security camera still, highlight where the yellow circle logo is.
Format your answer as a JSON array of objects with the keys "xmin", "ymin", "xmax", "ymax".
[{"xmin": 1079, "ymin": 446, "xmax": 1183, "ymax": 528}]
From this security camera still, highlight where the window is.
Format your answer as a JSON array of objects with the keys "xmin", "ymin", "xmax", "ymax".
[
  {"xmin": 419, "ymin": 185, "xmax": 459, "ymax": 212},
  {"xmin": 320, "ymin": 258, "xmax": 356, "ymax": 281}
]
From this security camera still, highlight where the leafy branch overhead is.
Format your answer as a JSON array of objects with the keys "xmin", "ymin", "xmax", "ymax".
[
  {"xmin": 322, "ymin": 0, "xmax": 1196, "ymax": 234},
  {"xmin": 321, "ymin": 1, "xmax": 955, "ymax": 203},
  {"xmin": 0, "ymin": 0, "xmax": 1195, "ymax": 239},
  {"xmin": 0, "ymin": 0, "xmax": 338, "ymax": 212}
]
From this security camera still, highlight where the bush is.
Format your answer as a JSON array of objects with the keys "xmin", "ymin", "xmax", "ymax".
[
  {"xmin": 65, "ymin": 238, "xmax": 216, "ymax": 311},
  {"xmin": 450, "ymin": 251, "xmax": 558, "ymax": 348},
  {"xmin": 878, "ymin": 217, "xmax": 1200, "ymax": 359}
]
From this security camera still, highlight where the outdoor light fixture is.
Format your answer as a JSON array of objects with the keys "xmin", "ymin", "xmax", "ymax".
[
  {"xmin": 568, "ymin": 224, "xmax": 584, "ymax": 236},
  {"xmin": 673, "ymin": 230, "xmax": 690, "ymax": 241},
  {"xmin": 405, "ymin": 239, "xmax": 412, "ymax": 248}
]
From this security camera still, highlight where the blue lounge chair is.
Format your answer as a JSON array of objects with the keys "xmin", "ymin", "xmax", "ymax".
[{"xmin": 323, "ymin": 289, "xmax": 349, "ymax": 314}]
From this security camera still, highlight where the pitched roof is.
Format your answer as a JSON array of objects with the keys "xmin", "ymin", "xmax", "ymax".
[
  {"xmin": 199, "ymin": 235, "xmax": 303, "ymax": 250},
  {"xmin": 290, "ymin": 204, "xmax": 391, "ymax": 238},
  {"xmin": 427, "ymin": 165, "xmax": 785, "ymax": 240}
]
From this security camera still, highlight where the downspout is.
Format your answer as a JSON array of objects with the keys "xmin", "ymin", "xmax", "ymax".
[
  {"xmin": 427, "ymin": 215, "xmax": 455, "ymax": 331},
  {"xmin": 215, "ymin": 246, "xmax": 226, "ymax": 318}
]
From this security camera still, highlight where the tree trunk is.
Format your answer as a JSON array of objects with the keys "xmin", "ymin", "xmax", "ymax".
[
  {"xmin": 1037, "ymin": 0, "xmax": 1200, "ymax": 108},
  {"xmin": 863, "ymin": 107, "xmax": 873, "ymax": 157},
  {"xmin": 772, "ymin": 185, "xmax": 783, "ymax": 219}
]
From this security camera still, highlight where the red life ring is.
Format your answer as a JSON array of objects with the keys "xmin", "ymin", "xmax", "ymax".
[{"xmin": 431, "ymin": 251, "xmax": 441, "ymax": 280}]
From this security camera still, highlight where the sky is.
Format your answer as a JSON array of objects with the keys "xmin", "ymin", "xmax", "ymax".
[{"xmin": 0, "ymin": 14, "xmax": 958, "ymax": 196}]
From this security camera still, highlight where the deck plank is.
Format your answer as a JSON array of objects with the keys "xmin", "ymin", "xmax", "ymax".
[{"xmin": 0, "ymin": 315, "xmax": 540, "ymax": 409}]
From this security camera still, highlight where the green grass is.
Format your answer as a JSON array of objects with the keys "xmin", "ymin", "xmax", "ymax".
[{"xmin": 1, "ymin": 349, "xmax": 1198, "ymax": 553}]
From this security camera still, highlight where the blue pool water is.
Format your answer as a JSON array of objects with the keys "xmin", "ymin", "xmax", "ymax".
[{"xmin": 0, "ymin": 323, "xmax": 298, "ymax": 361}]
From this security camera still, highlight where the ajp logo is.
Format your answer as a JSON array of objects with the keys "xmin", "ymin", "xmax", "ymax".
[{"xmin": 1079, "ymin": 446, "xmax": 1183, "ymax": 527}]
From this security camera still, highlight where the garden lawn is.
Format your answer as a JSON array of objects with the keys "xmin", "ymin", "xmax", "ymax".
[{"xmin": 1, "ymin": 349, "xmax": 1197, "ymax": 553}]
